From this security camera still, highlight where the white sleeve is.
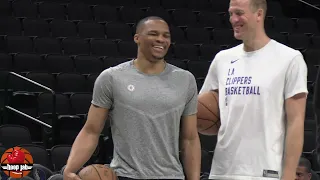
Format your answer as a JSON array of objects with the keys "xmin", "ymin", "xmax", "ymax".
[
  {"xmin": 284, "ymin": 54, "xmax": 308, "ymax": 99},
  {"xmin": 199, "ymin": 57, "xmax": 219, "ymax": 94}
]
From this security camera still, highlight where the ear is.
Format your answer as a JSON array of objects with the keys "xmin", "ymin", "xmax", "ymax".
[
  {"xmin": 134, "ymin": 34, "xmax": 139, "ymax": 44},
  {"xmin": 257, "ymin": 8, "xmax": 264, "ymax": 21},
  {"xmin": 308, "ymin": 172, "xmax": 312, "ymax": 179}
]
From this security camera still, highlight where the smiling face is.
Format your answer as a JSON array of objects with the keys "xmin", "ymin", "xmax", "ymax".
[
  {"xmin": 296, "ymin": 166, "xmax": 312, "ymax": 180},
  {"xmin": 134, "ymin": 19, "xmax": 171, "ymax": 62},
  {"xmin": 229, "ymin": 0, "xmax": 265, "ymax": 41}
]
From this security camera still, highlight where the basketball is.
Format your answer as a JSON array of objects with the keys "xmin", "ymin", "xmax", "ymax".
[
  {"xmin": 0, "ymin": 147, "xmax": 33, "ymax": 179},
  {"xmin": 197, "ymin": 90, "xmax": 220, "ymax": 135},
  {"xmin": 78, "ymin": 164, "xmax": 118, "ymax": 180}
]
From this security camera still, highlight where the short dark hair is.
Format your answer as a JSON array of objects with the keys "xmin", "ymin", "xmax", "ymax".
[
  {"xmin": 135, "ymin": 16, "xmax": 167, "ymax": 33},
  {"xmin": 299, "ymin": 157, "xmax": 312, "ymax": 173}
]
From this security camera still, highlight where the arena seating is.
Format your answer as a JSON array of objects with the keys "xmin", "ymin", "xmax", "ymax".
[{"xmin": 0, "ymin": 0, "xmax": 320, "ymax": 178}]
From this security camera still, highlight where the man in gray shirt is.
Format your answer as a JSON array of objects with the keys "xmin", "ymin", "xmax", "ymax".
[{"xmin": 63, "ymin": 16, "xmax": 201, "ymax": 180}]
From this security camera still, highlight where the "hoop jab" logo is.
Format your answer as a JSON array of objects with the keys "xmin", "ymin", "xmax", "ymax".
[{"xmin": 1, "ymin": 146, "xmax": 33, "ymax": 178}]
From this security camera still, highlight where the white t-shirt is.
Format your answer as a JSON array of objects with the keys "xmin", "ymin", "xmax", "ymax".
[{"xmin": 200, "ymin": 39, "xmax": 308, "ymax": 180}]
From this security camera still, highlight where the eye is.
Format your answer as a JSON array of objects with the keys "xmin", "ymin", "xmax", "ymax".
[
  {"xmin": 236, "ymin": 12, "xmax": 243, "ymax": 16},
  {"xmin": 230, "ymin": 10, "xmax": 244, "ymax": 17},
  {"xmin": 148, "ymin": 31, "xmax": 158, "ymax": 36}
]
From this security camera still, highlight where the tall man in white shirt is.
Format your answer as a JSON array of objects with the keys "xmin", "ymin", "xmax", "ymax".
[{"xmin": 200, "ymin": 0, "xmax": 308, "ymax": 179}]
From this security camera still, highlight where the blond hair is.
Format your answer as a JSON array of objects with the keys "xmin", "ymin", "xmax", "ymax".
[{"xmin": 250, "ymin": 0, "xmax": 267, "ymax": 17}]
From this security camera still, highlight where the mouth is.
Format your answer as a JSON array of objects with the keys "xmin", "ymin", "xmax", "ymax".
[
  {"xmin": 12, "ymin": 171, "xmax": 22, "ymax": 174},
  {"xmin": 233, "ymin": 25, "xmax": 243, "ymax": 31},
  {"xmin": 152, "ymin": 45, "xmax": 165, "ymax": 52}
]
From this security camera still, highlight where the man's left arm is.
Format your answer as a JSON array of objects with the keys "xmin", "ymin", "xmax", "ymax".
[
  {"xmin": 180, "ymin": 72, "xmax": 201, "ymax": 180},
  {"xmin": 282, "ymin": 93, "xmax": 307, "ymax": 180},
  {"xmin": 181, "ymin": 114, "xmax": 201, "ymax": 180},
  {"xmin": 282, "ymin": 54, "xmax": 308, "ymax": 180}
]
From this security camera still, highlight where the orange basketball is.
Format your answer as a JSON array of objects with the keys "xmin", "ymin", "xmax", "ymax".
[
  {"xmin": 78, "ymin": 164, "xmax": 118, "ymax": 180},
  {"xmin": 197, "ymin": 91, "xmax": 221, "ymax": 135},
  {"xmin": 0, "ymin": 146, "xmax": 33, "ymax": 178}
]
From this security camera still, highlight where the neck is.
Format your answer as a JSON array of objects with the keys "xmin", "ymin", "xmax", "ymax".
[
  {"xmin": 134, "ymin": 55, "xmax": 166, "ymax": 75},
  {"xmin": 243, "ymin": 30, "xmax": 270, "ymax": 52}
]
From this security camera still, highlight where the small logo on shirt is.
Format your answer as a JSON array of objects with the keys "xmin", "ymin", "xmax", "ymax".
[
  {"xmin": 231, "ymin": 59, "xmax": 239, "ymax": 64},
  {"xmin": 262, "ymin": 170, "xmax": 279, "ymax": 178},
  {"xmin": 127, "ymin": 85, "xmax": 135, "ymax": 92}
]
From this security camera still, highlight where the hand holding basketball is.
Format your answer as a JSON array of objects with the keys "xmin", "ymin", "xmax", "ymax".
[
  {"xmin": 63, "ymin": 171, "xmax": 82, "ymax": 180},
  {"xmin": 197, "ymin": 90, "xmax": 221, "ymax": 135},
  {"xmin": 78, "ymin": 164, "xmax": 117, "ymax": 180}
]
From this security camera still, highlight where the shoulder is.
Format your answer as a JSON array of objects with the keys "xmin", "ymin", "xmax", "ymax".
[
  {"xmin": 218, "ymin": 44, "xmax": 243, "ymax": 56},
  {"xmin": 270, "ymin": 40, "xmax": 303, "ymax": 61},
  {"xmin": 212, "ymin": 44, "xmax": 243, "ymax": 64},
  {"xmin": 98, "ymin": 60, "xmax": 132, "ymax": 78},
  {"xmin": 167, "ymin": 63, "xmax": 195, "ymax": 79},
  {"xmin": 269, "ymin": 40, "xmax": 306, "ymax": 73},
  {"xmin": 203, "ymin": 44, "xmax": 243, "ymax": 73},
  {"xmin": 166, "ymin": 63, "xmax": 197, "ymax": 87}
]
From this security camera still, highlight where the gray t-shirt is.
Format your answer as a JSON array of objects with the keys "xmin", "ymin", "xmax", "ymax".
[{"xmin": 91, "ymin": 60, "xmax": 198, "ymax": 179}]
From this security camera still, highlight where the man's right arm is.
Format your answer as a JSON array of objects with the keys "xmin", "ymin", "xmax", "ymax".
[
  {"xmin": 199, "ymin": 56, "xmax": 219, "ymax": 94},
  {"xmin": 64, "ymin": 69, "xmax": 114, "ymax": 176},
  {"xmin": 63, "ymin": 104, "xmax": 109, "ymax": 174}
]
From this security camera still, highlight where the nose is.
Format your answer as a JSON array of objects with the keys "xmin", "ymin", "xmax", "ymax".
[
  {"xmin": 230, "ymin": 14, "xmax": 239, "ymax": 25},
  {"xmin": 156, "ymin": 35, "xmax": 166, "ymax": 43}
]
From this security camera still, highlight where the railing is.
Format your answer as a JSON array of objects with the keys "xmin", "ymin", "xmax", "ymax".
[
  {"xmin": 4, "ymin": 71, "xmax": 58, "ymax": 145},
  {"xmin": 296, "ymin": 0, "xmax": 320, "ymax": 10},
  {"xmin": 5, "ymin": 106, "xmax": 52, "ymax": 129}
]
